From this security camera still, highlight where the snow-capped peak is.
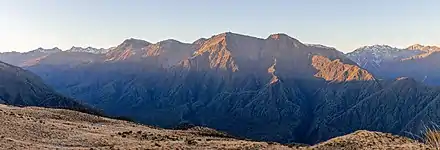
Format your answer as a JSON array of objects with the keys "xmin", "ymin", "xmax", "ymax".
[
  {"xmin": 346, "ymin": 45, "xmax": 423, "ymax": 70},
  {"xmin": 67, "ymin": 46, "xmax": 109, "ymax": 54},
  {"xmin": 31, "ymin": 47, "xmax": 62, "ymax": 53},
  {"xmin": 352, "ymin": 45, "xmax": 401, "ymax": 53}
]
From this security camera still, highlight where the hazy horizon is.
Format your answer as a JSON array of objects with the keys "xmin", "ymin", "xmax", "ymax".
[{"xmin": 1, "ymin": 0, "xmax": 439, "ymax": 53}]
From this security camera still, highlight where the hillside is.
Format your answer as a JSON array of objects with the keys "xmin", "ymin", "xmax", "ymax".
[
  {"xmin": 0, "ymin": 104, "xmax": 431, "ymax": 149},
  {"xmin": 0, "ymin": 61, "xmax": 97, "ymax": 114}
]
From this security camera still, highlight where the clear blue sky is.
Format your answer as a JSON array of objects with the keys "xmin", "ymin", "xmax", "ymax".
[{"xmin": 1, "ymin": 0, "xmax": 439, "ymax": 53}]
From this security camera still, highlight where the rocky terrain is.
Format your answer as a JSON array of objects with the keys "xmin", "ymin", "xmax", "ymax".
[
  {"xmin": 1, "ymin": 32, "xmax": 440, "ymax": 145},
  {"xmin": 0, "ymin": 104, "xmax": 432, "ymax": 149}
]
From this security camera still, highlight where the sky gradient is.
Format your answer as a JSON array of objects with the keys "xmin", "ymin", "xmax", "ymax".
[{"xmin": 1, "ymin": 0, "xmax": 439, "ymax": 53}]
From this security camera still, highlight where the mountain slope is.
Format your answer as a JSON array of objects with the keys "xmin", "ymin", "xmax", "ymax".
[
  {"xmin": 0, "ymin": 61, "xmax": 97, "ymax": 114},
  {"xmin": 0, "ymin": 104, "xmax": 430, "ymax": 149},
  {"xmin": 312, "ymin": 78, "xmax": 440, "ymax": 141},
  {"xmin": 0, "ymin": 104, "xmax": 292, "ymax": 149}
]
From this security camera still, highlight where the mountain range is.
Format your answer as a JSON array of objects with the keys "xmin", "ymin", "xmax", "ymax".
[
  {"xmin": 347, "ymin": 44, "xmax": 440, "ymax": 85},
  {"xmin": 1, "ymin": 32, "xmax": 440, "ymax": 145}
]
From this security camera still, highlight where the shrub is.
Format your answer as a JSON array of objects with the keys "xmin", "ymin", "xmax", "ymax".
[{"xmin": 185, "ymin": 139, "xmax": 197, "ymax": 145}]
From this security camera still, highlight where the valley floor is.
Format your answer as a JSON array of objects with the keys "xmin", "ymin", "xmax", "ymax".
[{"xmin": 0, "ymin": 104, "xmax": 432, "ymax": 150}]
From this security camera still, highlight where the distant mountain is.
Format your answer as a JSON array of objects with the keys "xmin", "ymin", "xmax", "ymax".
[
  {"xmin": 0, "ymin": 47, "xmax": 107, "ymax": 67},
  {"xmin": 31, "ymin": 47, "xmax": 63, "ymax": 53},
  {"xmin": 3, "ymin": 32, "xmax": 440, "ymax": 145},
  {"xmin": 67, "ymin": 46, "xmax": 109, "ymax": 54},
  {"xmin": 105, "ymin": 38, "xmax": 195, "ymax": 67},
  {"xmin": 0, "ymin": 61, "xmax": 97, "ymax": 114},
  {"xmin": 346, "ymin": 44, "xmax": 440, "ymax": 85},
  {"xmin": 0, "ymin": 47, "xmax": 62, "ymax": 67},
  {"xmin": 346, "ymin": 45, "xmax": 423, "ymax": 73},
  {"xmin": 407, "ymin": 44, "xmax": 440, "ymax": 52},
  {"xmin": 105, "ymin": 38, "xmax": 152, "ymax": 61}
]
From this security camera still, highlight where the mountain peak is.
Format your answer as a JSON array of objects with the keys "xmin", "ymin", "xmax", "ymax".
[
  {"xmin": 349, "ymin": 45, "xmax": 407, "ymax": 55},
  {"xmin": 157, "ymin": 39, "xmax": 182, "ymax": 45},
  {"xmin": 267, "ymin": 33, "xmax": 291, "ymax": 40},
  {"xmin": 218, "ymin": 32, "xmax": 239, "ymax": 37},
  {"xmin": 121, "ymin": 38, "xmax": 151, "ymax": 46},
  {"xmin": 192, "ymin": 38, "xmax": 207, "ymax": 44},
  {"xmin": 267, "ymin": 33, "xmax": 303, "ymax": 45},
  {"xmin": 67, "ymin": 46, "xmax": 108, "ymax": 54},
  {"xmin": 356, "ymin": 45, "xmax": 396, "ymax": 51},
  {"xmin": 407, "ymin": 44, "xmax": 440, "ymax": 51},
  {"xmin": 407, "ymin": 44, "xmax": 423, "ymax": 48},
  {"xmin": 208, "ymin": 32, "xmax": 263, "ymax": 41},
  {"xmin": 113, "ymin": 38, "xmax": 151, "ymax": 51},
  {"xmin": 31, "ymin": 47, "xmax": 62, "ymax": 53}
]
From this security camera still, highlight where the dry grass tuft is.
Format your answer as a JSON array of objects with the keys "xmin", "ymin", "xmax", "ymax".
[{"xmin": 424, "ymin": 128, "xmax": 440, "ymax": 149}]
